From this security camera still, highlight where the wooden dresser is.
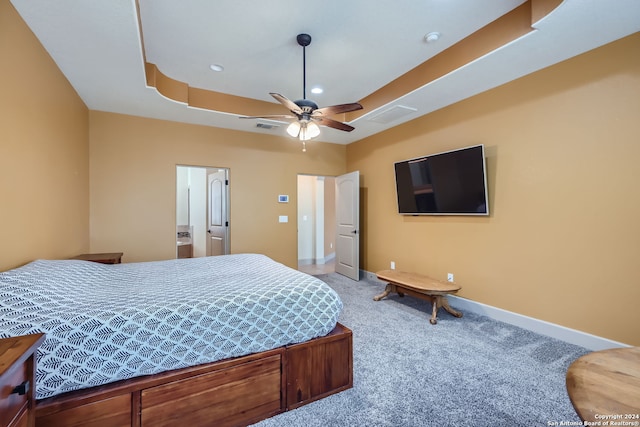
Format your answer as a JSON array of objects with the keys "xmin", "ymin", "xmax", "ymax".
[
  {"xmin": 0, "ymin": 334, "xmax": 45, "ymax": 427},
  {"xmin": 70, "ymin": 252, "xmax": 123, "ymax": 264}
]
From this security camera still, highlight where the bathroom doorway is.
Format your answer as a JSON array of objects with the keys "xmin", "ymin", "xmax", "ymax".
[
  {"xmin": 297, "ymin": 175, "xmax": 336, "ymax": 275},
  {"xmin": 176, "ymin": 165, "xmax": 230, "ymax": 258}
]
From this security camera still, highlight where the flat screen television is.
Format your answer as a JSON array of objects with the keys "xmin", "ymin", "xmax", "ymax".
[{"xmin": 394, "ymin": 144, "xmax": 489, "ymax": 215}]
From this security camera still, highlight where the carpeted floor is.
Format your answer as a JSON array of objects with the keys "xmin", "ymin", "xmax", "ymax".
[{"xmin": 251, "ymin": 272, "xmax": 590, "ymax": 427}]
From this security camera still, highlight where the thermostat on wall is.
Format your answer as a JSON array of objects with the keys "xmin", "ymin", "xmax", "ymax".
[{"xmin": 278, "ymin": 195, "xmax": 289, "ymax": 203}]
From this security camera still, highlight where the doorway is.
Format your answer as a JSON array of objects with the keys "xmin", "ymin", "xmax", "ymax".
[
  {"xmin": 297, "ymin": 175, "xmax": 336, "ymax": 275},
  {"xmin": 176, "ymin": 165, "xmax": 230, "ymax": 258}
]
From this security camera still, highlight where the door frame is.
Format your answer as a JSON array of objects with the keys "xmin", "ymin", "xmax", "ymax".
[
  {"xmin": 296, "ymin": 174, "xmax": 337, "ymax": 271},
  {"xmin": 176, "ymin": 165, "xmax": 230, "ymax": 258},
  {"xmin": 296, "ymin": 172, "xmax": 359, "ymax": 280}
]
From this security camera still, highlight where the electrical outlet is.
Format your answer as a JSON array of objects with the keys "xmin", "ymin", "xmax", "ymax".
[
  {"xmin": 447, "ymin": 273, "xmax": 454, "ymax": 282},
  {"xmin": 390, "ymin": 261, "xmax": 396, "ymax": 270}
]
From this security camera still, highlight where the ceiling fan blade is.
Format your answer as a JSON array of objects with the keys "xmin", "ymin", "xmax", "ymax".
[
  {"xmin": 239, "ymin": 114, "xmax": 295, "ymax": 120},
  {"xmin": 313, "ymin": 102, "xmax": 363, "ymax": 116},
  {"xmin": 313, "ymin": 116, "xmax": 355, "ymax": 132},
  {"xmin": 270, "ymin": 93, "xmax": 303, "ymax": 115}
]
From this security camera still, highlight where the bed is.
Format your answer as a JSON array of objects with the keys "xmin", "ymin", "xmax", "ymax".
[{"xmin": 0, "ymin": 254, "xmax": 353, "ymax": 426}]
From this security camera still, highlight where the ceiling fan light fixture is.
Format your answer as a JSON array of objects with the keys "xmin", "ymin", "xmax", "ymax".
[
  {"xmin": 302, "ymin": 121, "xmax": 320, "ymax": 140},
  {"xmin": 286, "ymin": 121, "xmax": 301, "ymax": 137},
  {"xmin": 287, "ymin": 120, "xmax": 320, "ymax": 147}
]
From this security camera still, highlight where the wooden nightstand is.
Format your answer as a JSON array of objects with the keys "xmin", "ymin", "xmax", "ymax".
[
  {"xmin": 71, "ymin": 252, "xmax": 123, "ymax": 264},
  {"xmin": 0, "ymin": 333, "xmax": 45, "ymax": 427}
]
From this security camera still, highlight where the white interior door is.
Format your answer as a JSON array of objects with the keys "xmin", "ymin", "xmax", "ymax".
[
  {"xmin": 207, "ymin": 169, "xmax": 229, "ymax": 256},
  {"xmin": 335, "ymin": 171, "xmax": 360, "ymax": 280}
]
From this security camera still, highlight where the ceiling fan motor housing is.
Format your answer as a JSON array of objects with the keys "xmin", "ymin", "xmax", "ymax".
[{"xmin": 294, "ymin": 98, "xmax": 318, "ymax": 114}]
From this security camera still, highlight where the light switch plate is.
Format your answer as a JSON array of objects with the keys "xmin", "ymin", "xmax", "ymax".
[{"xmin": 279, "ymin": 215, "xmax": 288, "ymax": 223}]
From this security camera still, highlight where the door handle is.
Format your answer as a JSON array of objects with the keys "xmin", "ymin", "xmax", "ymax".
[{"xmin": 351, "ymin": 230, "xmax": 358, "ymax": 234}]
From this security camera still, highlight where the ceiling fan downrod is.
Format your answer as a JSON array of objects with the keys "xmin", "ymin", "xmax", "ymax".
[{"xmin": 297, "ymin": 33, "xmax": 312, "ymax": 100}]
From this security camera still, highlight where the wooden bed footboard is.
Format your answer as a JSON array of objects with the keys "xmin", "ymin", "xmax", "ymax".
[{"xmin": 35, "ymin": 323, "xmax": 353, "ymax": 427}]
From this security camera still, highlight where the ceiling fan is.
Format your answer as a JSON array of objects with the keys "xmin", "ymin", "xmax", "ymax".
[{"xmin": 240, "ymin": 33, "xmax": 363, "ymax": 151}]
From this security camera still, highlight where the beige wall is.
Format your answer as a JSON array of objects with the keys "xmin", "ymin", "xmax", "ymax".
[
  {"xmin": 89, "ymin": 112, "xmax": 346, "ymax": 267},
  {"xmin": 347, "ymin": 33, "xmax": 640, "ymax": 346},
  {"xmin": 0, "ymin": 0, "xmax": 89, "ymax": 271},
  {"xmin": 5, "ymin": 0, "xmax": 638, "ymax": 346}
]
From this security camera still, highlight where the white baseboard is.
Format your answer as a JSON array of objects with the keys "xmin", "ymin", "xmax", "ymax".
[
  {"xmin": 363, "ymin": 271, "xmax": 378, "ymax": 281},
  {"xmin": 322, "ymin": 252, "xmax": 336, "ymax": 264},
  {"xmin": 362, "ymin": 270, "xmax": 629, "ymax": 351},
  {"xmin": 298, "ymin": 252, "xmax": 336, "ymax": 266},
  {"xmin": 447, "ymin": 295, "xmax": 629, "ymax": 351}
]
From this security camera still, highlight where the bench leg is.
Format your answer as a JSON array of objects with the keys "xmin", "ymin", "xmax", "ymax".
[
  {"xmin": 429, "ymin": 298, "xmax": 438, "ymax": 325},
  {"xmin": 429, "ymin": 296, "xmax": 463, "ymax": 325},
  {"xmin": 373, "ymin": 283, "xmax": 395, "ymax": 301},
  {"xmin": 440, "ymin": 296, "xmax": 463, "ymax": 318}
]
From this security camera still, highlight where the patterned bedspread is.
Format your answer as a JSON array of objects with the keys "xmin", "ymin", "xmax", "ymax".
[{"xmin": 0, "ymin": 254, "xmax": 342, "ymax": 399}]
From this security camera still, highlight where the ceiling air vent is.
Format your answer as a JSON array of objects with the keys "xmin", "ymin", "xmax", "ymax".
[
  {"xmin": 367, "ymin": 105, "xmax": 417, "ymax": 124},
  {"xmin": 256, "ymin": 120, "xmax": 282, "ymax": 130}
]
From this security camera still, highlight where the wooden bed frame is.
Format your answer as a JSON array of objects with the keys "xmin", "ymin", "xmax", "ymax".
[{"xmin": 35, "ymin": 323, "xmax": 352, "ymax": 427}]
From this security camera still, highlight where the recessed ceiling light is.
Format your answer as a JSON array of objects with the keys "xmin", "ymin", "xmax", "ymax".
[
  {"xmin": 424, "ymin": 32, "xmax": 440, "ymax": 43},
  {"xmin": 311, "ymin": 87, "xmax": 323, "ymax": 95},
  {"xmin": 209, "ymin": 64, "xmax": 224, "ymax": 72}
]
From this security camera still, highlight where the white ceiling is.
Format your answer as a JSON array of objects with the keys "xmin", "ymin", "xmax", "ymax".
[{"xmin": 10, "ymin": 0, "xmax": 640, "ymax": 145}]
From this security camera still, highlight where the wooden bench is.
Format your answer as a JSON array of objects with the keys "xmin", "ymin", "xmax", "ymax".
[{"xmin": 374, "ymin": 270, "xmax": 463, "ymax": 325}]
